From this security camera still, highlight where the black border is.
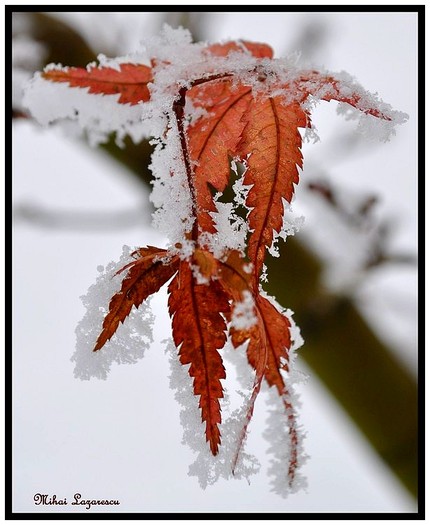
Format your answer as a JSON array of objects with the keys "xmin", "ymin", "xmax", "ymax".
[{"xmin": 6, "ymin": 4, "xmax": 425, "ymax": 520}]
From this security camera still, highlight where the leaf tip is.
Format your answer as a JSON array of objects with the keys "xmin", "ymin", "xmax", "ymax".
[{"xmin": 93, "ymin": 336, "xmax": 106, "ymax": 352}]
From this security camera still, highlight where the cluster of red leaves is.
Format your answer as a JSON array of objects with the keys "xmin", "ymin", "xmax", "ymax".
[{"xmin": 43, "ymin": 40, "xmax": 391, "ymax": 482}]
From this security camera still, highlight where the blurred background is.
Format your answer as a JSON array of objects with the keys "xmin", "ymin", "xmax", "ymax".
[{"xmin": 12, "ymin": 10, "xmax": 419, "ymax": 513}]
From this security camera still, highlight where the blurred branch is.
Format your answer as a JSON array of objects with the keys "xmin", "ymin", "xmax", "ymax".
[
  {"xmin": 12, "ymin": 11, "xmax": 418, "ymax": 499},
  {"xmin": 306, "ymin": 179, "xmax": 418, "ymax": 271},
  {"xmin": 307, "ymin": 179, "xmax": 379, "ymax": 228},
  {"xmin": 100, "ymin": 134, "xmax": 155, "ymax": 195},
  {"xmin": 13, "ymin": 201, "xmax": 148, "ymax": 231},
  {"xmin": 13, "ymin": 12, "xmax": 97, "ymax": 67},
  {"xmin": 286, "ymin": 16, "xmax": 331, "ymax": 63},
  {"xmin": 160, "ymin": 12, "xmax": 210, "ymax": 43},
  {"xmin": 265, "ymin": 238, "xmax": 417, "ymax": 497}
]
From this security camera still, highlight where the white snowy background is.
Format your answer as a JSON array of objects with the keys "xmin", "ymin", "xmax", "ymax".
[{"xmin": 12, "ymin": 11, "xmax": 418, "ymax": 513}]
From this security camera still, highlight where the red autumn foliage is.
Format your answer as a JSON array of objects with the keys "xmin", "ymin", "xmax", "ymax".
[
  {"xmin": 42, "ymin": 38, "xmax": 394, "ymax": 485},
  {"xmin": 43, "ymin": 63, "xmax": 153, "ymax": 104}
]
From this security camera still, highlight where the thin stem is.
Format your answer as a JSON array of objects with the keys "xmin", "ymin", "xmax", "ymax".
[
  {"xmin": 171, "ymin": 73, "xmax": 234, "ymax": 243},
  {"xmin": 173, "ymin": 86, "xmax": 198, "ymax": 241}
]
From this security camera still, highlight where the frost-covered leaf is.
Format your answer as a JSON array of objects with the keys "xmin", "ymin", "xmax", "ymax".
[
  {"xmin": 230, "ymin": 294, "xmax": 299, "ymax": 487},
  {"xmin": 187, "ymin": 81, "xmax": 252, "ymax": 234},
  {"xmin": 31, "ymin": 27, "xmax": 408, "ymax": 496},
  {"xmin": 94, "ymin": 246, "xmax": 178, "ymax": 351},
  {"xmin": 205, "ymin": 40, "xmax": 274, "ymax": 59},
  {"xmin": 237, "ymin": 98, "xmax": 306, "ymax": 277},
  {"xmin": 73, "ymin": 246, "xmax": 156, "ymax": 380},
  {"xmin": 42, "ymin": 62, "xmax": 152, "ymax": 105},
  {"xmin": 168, "ymin": 260, "xmax": 231, "ymax": 455},
  {"xmin": 219, "ymin": 251, "xmax": 292, "ymax": 391}
]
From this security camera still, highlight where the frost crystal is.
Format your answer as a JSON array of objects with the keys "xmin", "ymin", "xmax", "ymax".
[
  {"xmin": 149, "ymin": 129, "xmax": 195, "ymax": 245},
  {"xmin": 268, "ymin": 200, "xmax": 305, "ymax": 258},
  {"xmin": 264, "ymin": 388, "xmax": 309, "ymax": 497},
  {"xmin": 336, "ymin": 101, "xmax": 408, "ymax": 142},
  {"xmin": 259, "ymin": 289, "xmax": 307, "ymax": 383},
  {"xmin": 23, "ymin": 25, "xmax": 407, "ymax": 252},
  {"xmin": 200, "ymin": 169, "xmax": 252, "ymax": 258},
  {"xmin": 73, "ymin": 246, "xmax": 154, "ymax": 380},
  {"xmin": 23, "ymin": 72, "xmax": 149, "ymax": 147},
  {"xmin": 231, "ymin": 291, "xmax": 257, "ymax": 330},
  {"xmin": 166, "ymin": 340, "xmax": 260, "ymax": 488}
]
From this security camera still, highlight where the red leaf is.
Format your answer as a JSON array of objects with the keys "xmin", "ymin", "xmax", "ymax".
[
  {"xmin": 168, "ymin": 260, "xmax": 231, "ymax": 455},
  {"xmin": 229, "ymin": 293, "xmax": 291, "ymax": 393},
  {"xmin": 237, "ymin": 98, "xmax": 307, "ymax": 278},
  {"xmin": 42, "ymin": 63, "xmax": 153, "ymax": 105},
  {"xmin": 294, "ymin": 71, "xmax": 392, "ymax": 120},
  {"xmin": 94, "ymin": 247, "xmax": 178, "ymax": 351},
  {"xmin": 187, "ymin": 81, "xmax": 252, "ymax": 233},
  {"xmin": 229, "ymin": 288, "xmax": 299, "ymax": 484},
  {"xmin": 51, "ymin": 36, "xmax": 403, "ymax": 479},
  {"xmin": 206, "ymin": 40, "xmax": 274, "ymax": 59},
  {"xmin": 254, "ymin": 295, "xmax": 291, "ymax": 390},
  {"xmin": 218, "ymin": 250, "xmax": 253, "ymax": 301},
  {"xmin": 220, "ymin": 251, "xmax": 296, "ymax": 477},
  {"xmin": 186, "ymin": 40, "xmax": 272, "ymax": 235},
  {"xmin": 185, "ymin": 66, "xmax": 394, "ymax": 270},
  {"xmin": 218, "ymin": 250, "xmax": 291, "ymax": 390}
]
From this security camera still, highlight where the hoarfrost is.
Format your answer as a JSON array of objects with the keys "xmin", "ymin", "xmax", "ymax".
[
  {"xmin": 142, "ymin": 23, "xmax": 200, "ymax": 65},
  {"xmin": 337, "ymin": 101, "xmax": 408, "ymax": 143},
  {"xmin": 12, "ymin": 33, "xmax": 46, "ymax": 111},
  {"xmin": 222, "ymin": 338, "xmax": 256, "ymax": 392},
  {"xmin": 268, "ymin": 200, "xmax": 305, "ymax": 258},
  {"xmin": 264, "ymin": 387, "xmax": 309, "ymax": 497},
  {"xmin": 95, "ymin": 52, "xmax": 150, "ymax": 71},
  {"xmin": 23, "ymin": 72, "xmax": 149, "ymax": 147},
  {"xmin": 259, "ymin": 295, "xmax": 308, "ymax": 497},
  {"xmin": 231, "ymin": 290, "xmax": 257, "ymax": 330},
  {"xmin": 23, "ymin": 26, "xmax": 407, "ymax": 151},
  {"xmin": 259, "ymin": 289, "xmax": 306, "ymax": 383},
  {"xmin": 200, "ymin": 170, "xmax": 252, "ymax": 258},
  {"xmin": 23, "ymin": 26, "xmax": 407, "ymax": 249},
  {"xmin": 227, "ymin": 296, "xmax": 308, "ymax": 496},
  {"xmin": 166, "ymin": 340, "xmax": 260, "ymax": 488},
  {"xmin": 23, "ymin": 25, "xmax": 409, "ymax": 496},
  {"xmin": 166, "ymin": 291, "xmax": 306, "ymax": 494},
  {"xmin": 260, "ymin": 263, "xmax": 269, "ymax": 283},
  {"xmin": 149, "ymin": 129, "xmax": 194, "ymax": 245},
  {"xmin": 72, "ymin": 246, "xmax": 154, "ymax": 380},
  {"xmin": 232, "ymin": 168, "xmax": 252, "ymax": 208},
  {"xmin": 237, "ymin": 304, "xmax": 306, "ymax": 496},
  {"xmin": 204, "ymin": 199, "xmax": 248, "ymax": 258}
]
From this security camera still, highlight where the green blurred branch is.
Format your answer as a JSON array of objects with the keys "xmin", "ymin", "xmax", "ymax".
[
  {"xmin": 266, "ymin": 239, "xmax": 417, "ymax": 497},
  {"xmin": 13, "ymin": 11, "xmax": 417, "ymax": 499}
]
